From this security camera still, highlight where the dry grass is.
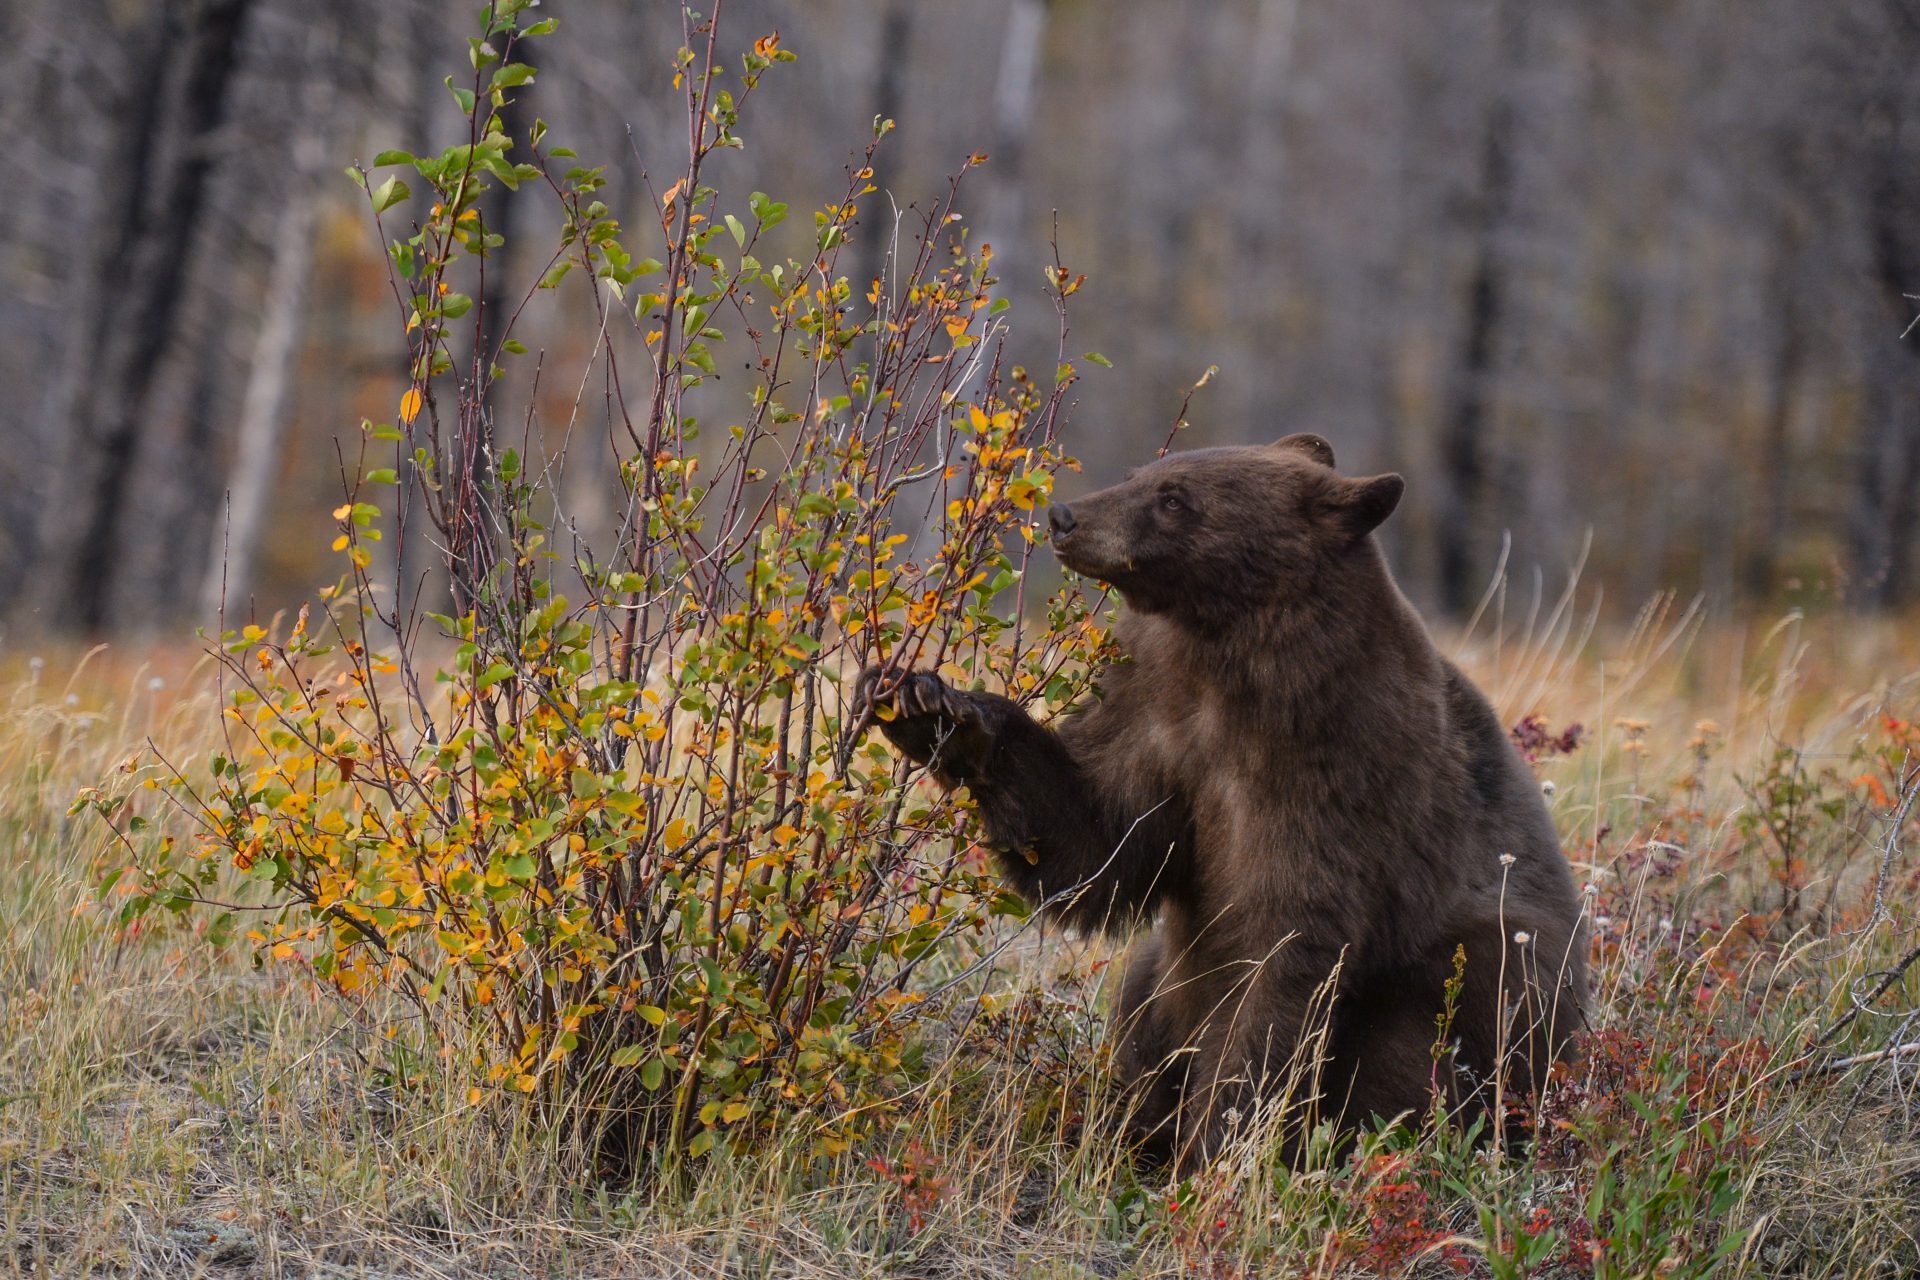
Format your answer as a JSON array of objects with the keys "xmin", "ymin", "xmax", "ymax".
[{"xmin": 3, "ymin": 606, "xmax": 1919, "ymax": 1278}]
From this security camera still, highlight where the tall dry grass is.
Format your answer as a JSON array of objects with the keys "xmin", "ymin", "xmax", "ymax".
[{"xmin": 2, "ymin": 602, "xmax": 1917, "ymax": 1278}]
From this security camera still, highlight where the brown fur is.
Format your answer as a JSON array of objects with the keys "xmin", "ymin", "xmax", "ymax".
[{"xmin": 857, "ymin": 434, "xmax": 1589, "ymax": 1170}]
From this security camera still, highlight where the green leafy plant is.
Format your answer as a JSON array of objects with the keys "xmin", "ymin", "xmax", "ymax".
[{"xmin": 80, "ymin": 0, "xmax": 1114, "ymax": 1172}]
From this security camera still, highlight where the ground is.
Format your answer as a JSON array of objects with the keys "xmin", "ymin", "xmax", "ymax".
[{"xmin": 3, "ymin": 609, "xmax": 1919, "ymax": 1278}]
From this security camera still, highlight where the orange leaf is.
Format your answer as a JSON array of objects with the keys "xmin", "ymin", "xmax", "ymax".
[{"xmin": 399, "ymin": 387, "xmax": 423, "ymax": 424}]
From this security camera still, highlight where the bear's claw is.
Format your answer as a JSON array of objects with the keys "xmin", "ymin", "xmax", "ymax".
[{"xmin": 853, "ymin": 665, "xmax": 992, "ymax": 779}]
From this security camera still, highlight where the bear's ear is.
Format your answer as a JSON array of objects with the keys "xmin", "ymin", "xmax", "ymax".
[
  {"xmin": 1270, "ymin": 432, "xmax": 1337, "ymax": 468},
  {"xmin": 1325, "ymin": 472, "xmax": 1404, "ymax": 539}
]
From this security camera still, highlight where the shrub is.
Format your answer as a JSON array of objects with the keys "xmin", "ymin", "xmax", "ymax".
[{"xmin": 79, "ymin": 0, "xmax": 1113, "ymax": 1171}]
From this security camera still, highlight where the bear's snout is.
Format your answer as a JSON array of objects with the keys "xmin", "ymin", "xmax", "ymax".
[{"xmin": 1048, "ymin": 503, "xmax": 1078, "ymax": 539}]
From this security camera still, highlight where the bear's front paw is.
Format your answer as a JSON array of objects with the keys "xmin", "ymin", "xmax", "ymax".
[{"xmin": 853, "ymin": 665, "xmax": 995, "ymax": 782}]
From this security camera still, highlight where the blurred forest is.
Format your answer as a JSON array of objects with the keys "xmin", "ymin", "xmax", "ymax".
[{"xmin": 4, "ymin": 0, "xmax": 1920, "ymax": 637}]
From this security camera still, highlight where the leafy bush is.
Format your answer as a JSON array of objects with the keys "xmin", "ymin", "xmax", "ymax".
[{"xmin": 80, "ymin": 0, "xmax": 1113, "ymax": 1170}]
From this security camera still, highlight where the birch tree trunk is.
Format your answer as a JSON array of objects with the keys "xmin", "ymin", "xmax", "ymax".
[
  {"xmin": 977, "ymin": 0, "xmax": 1049, "ymax": 294},
  {"xmin": 200, "ymin": 129, "xmax": 323, "ymax": 626},
  {"xmin": 853, "ymin": 0, "xmax": 912, "ymax": 328}
]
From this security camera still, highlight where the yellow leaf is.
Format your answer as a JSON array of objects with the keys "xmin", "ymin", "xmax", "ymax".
[{"xmin": 399, "ymin": 387, "xmax": 423, "ymax": 424}]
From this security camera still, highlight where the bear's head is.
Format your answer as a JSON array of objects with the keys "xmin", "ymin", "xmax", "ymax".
[{"xmin": 1045, "ymin": 433, "xmax": 1403, "ymax": 622}]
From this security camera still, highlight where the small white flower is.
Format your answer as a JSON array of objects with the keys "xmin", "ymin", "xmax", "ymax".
[
  {"xmin": 148, "ymin": 677, "xmax": 164, "ymax": 691},
  {"xmin": 1499, "ymin": 853, "xmax": 1517, "ymax": 867},
  {"xmin": 1658, "ymin": 917, "xmax": 1673, "ymax": 933},
  {"xmin": 1582, "ymin": 881, "xmax": 1598, "ymax": 896},
  {"xmin": 64, "ymin": 694, "xmax": 78, "ymax": 706},
  {"xmin": 1541, "ymin": 780, "xmax": 1557, "ymax": 796},
  {"xmin": 1513, "ymin": 930, "xmax": 1533, "ymax": 944},
  {"xmin": 1223, "ymin": 1107, "xmax": 1243, "ymax": 1128},
  {"xmin": 1595, "ymin": 915, "xmax": 1612, "ymax": 928},
  {"xmin": 28, "ymin": 656, "xmax": 44, "ymax": 672}
]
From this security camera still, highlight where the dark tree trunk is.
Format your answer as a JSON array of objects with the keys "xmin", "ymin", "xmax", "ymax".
[
  {"xmin": 476, "ymin": 58, "xmax": 530, "ymax": 419},
  {"xmin": 29, "ymin": 0, "xmax": 255, "ymax": 634},
  {"xmin": 445, "ymin": 52, "xmax": 533, "ymax": 622},
  {"xmin": 1849, "ymin": 13, "xmax": 1920, "ymax": 610},
  {"xmin": 1435, "ymin": 0, "xmax": 1525, "ymax": 618},
  {"xmin": 1744, "ymin": 302, "xmax": 1801, "ymax": 601},
  {"xmin": 390, "ymin": 0, "xmax": 451, "ymax": 629}
]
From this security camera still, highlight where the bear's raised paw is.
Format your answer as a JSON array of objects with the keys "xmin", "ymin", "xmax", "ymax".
[{"xmin": 853, "ymin": 666, "xmax": 995, "ymax": 783}]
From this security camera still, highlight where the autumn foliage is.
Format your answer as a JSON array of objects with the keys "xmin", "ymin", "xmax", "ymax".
[{"xmin": 80, "ymin": 0, "xmax": 1115, "ymax": 1169}]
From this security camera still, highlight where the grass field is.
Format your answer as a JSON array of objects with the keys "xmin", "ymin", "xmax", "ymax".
[{"xmin": 3, "ymin": 603, "xmax": 1918, "ymax": 1278}]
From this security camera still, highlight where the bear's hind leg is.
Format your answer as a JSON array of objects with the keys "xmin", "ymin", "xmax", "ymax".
[
  {"xmin": 1322, "ymin": 992, "xmax": 1458, "ymax": 1141},
  {"xmin": 1445, "ymin": 916, "xmax": 1587, "ymax": 1109},
  {"xmin": 1114, "ymin": 933, "xmax": 1187, "ymax": 1164}
]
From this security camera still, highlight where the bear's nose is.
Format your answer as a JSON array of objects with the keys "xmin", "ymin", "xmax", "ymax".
[{"xmin": 1048, "ymin": 504, "xmax": 1077, "ymax": 538}]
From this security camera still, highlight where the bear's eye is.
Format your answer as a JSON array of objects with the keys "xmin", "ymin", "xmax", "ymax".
[{"xmin": 1160, "ymin": 492, "xmax": 1186, "ymax": 513}]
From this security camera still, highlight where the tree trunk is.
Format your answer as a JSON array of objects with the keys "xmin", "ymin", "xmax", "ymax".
[
  {"xmin": 29, "ymin": 0, "xmax": 255, "ymax": 634},
  {"xmin": 1435, "ymin": 0, "xmax": 1525, "ymax": 618},
  {"xmin": 1744, "ymin": 300, "xmax": 1801, "ymax": 601},
  {"xmin": 476, "ymin": 52, "xmax": 530, "ymax": 418},
  {"xmin": 1849, "ymin": 15, "xmax": 1920, "ymax": 610},
  {"xmin": 389, "ymin": 0, "xmax": 452, "ymax": 630},
  {"xmin": 977, "ymin": 0, "xmax": 1049, "ymax": 288},
  {"xmin": 853, "ymin": 0, "xmax": 913, "ymax": 327},
  {"xmin": 200, "ymin": 131, "xmax": 323, "ymax": 627},
  {"xmin": 1221, "ymin": 0, "xmax": 1302, "ymax": 441}
]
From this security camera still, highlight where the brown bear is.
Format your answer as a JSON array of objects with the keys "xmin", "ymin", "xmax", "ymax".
[{"xmin": 856, "ymin": 434, "xmax": 1589, "ymax": 1170}]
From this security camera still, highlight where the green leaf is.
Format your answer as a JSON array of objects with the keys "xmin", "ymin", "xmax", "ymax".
[
  {"xmin": 365, "ymin": 468, "xmax": 399, "ymax": 485},
  {"xmin": 724, "ymin": 213, "xmax": 746, "ymax": 246},
  {"xmin": 641, "ymin": 1057, "xmax": 665, "ymax": 1090},
  {"xmin": 1085, "ymin": 351, "xmax": 1114, "ymax": 368},
  {"xmin": 539, "ymin": 262, "xmax": 572, "ymax": 289},
  {"xmin": 372, "ymin": 176, "xmax": 411, "ymax": 214},
  {"xmin": 371, "ymin": 149, "xmax": 415, "ymax": 168},
  {"xmin": 610, "ymin": 1045, "xmax": 645, "ymax": 1068},
  {"xmin": 491, "ymin": 63, "xmax": 536, "ymax": 90},
  {"xmin": 439, "ymin": 292, "xmax": 473, "ymax": 318},
  {"xmin": 446, "ymin": 78, "xmax": 476, "ymax": 114}
]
